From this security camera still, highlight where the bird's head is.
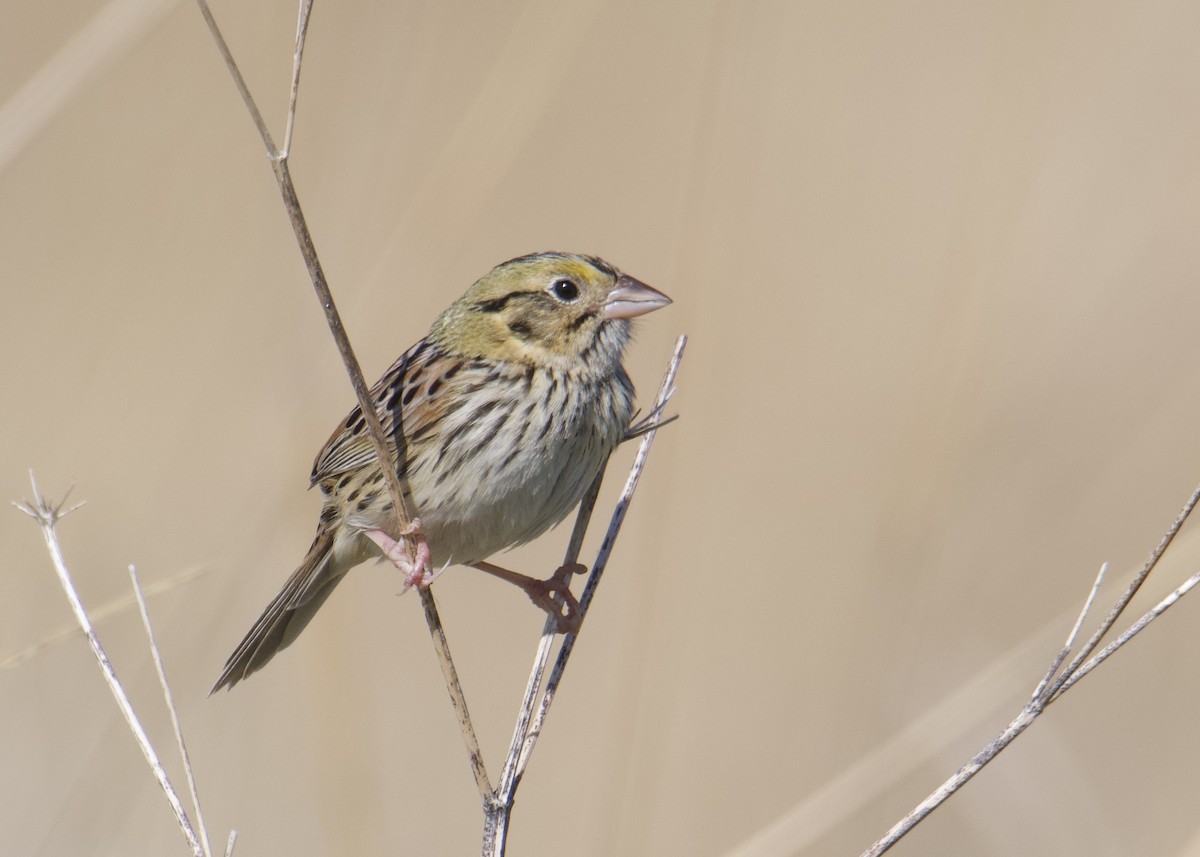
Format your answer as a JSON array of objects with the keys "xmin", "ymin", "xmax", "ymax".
[{"xmin": 431, "ymin": 252, "xmax": 671, "ymax": 371}]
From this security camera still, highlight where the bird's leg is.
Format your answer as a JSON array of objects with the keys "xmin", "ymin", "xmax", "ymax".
[
  {"xmin": 364, "ymin": 518, "xmax": 437, "ymax": 592},
  {"xmin": 470, "ymin": 560, "xmax": 587, "ymax": 633}
]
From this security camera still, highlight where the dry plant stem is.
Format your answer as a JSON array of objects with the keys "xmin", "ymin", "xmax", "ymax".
[
  {"xmin": 519, "ymin": 335, "xmax": 686, "ymax": 781},
  {"xmin": 14, "ymin": 476, "xmax": 204, "ymax": 857},
  {"xmin": 862, "ymin": 562, "xmax": 1102, "ymax": 857},
  {"xmin": 130, "ymin": 565, "xmax": 214, "ymax": 857},
  {"xmin": 861, "ymin": 704, "xmax": 1040, "ymax": 857},
  {"xmin": 282, "ymin": 0, "xmax": 312, "ymax": 157},
  {"xmin": 195, "ymin": 0, "xmax": 490, "ymax": 799},
  {"xmin": 526, "ymin": 336, "xmax": 684, "ymax": 771},
  {"xmin": 224, "ymin": 830, "xmax": 238, "ymax": 857},
  {"xmin": 864, "ymin": 561, "xmax": 1103, "ymax": 857},
  {"xmin": 862, "ymin": 566, "xmax": 1200, "ymax": 857},
  {"xmin": 420, "ymin": 579, "xmax": 490, "ymax": 796},
  {"xmin": 1059, "ymin": 567, "xmax": 1200, "ymax": 694},
  {"xmin": 1032, "ymin": 562, "xmax": 1107, "ymax": 701},
  {"xmin": 481, "ymin": 336, "xmax": 686, "ymax": 857},
  {"xmin": 267, "ymin": 158, "xmax": 418, "ymax": 526},
  {"xmin": 1048, "ymin": 483, "xmax": 1200, "ymax": 700},
  {"xmin": 863, "ymin": 482, "xmax": 1200, "ymax": 856},
  {"xmin": 484, "ymin": 470, "xmax": 606, "ymax": 853},
  {"xmin": 193, "ymin": 0, "xmax": 416, "ymax": 527},
  {"xmin": 496, "ymin": 473, "xmax": 604, "ymax": 799}
]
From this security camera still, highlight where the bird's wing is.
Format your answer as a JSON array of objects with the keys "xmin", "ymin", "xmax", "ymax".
[{"xmin": 310, "ymin": 338, "xmax": 443, "ymax": 485}]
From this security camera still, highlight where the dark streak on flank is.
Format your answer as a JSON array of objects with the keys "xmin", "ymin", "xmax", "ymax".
[
  {"xmin": 438, "ymin": 398, "xmax": 500, "ymax": 463},
  {"xmin": 476, "ymin": 403, "xmax": 514, "ymax": 451},
  {"xmin": 537, "ymin": 411, "xmax": 555, "ymax": 442},
  {"xmin": 498, "ymin": 440, "xmax": 523, "ymax": 472}
]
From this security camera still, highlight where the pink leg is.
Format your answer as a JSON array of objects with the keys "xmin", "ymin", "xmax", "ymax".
[
  {"xmin": 364, "ymin": 518, "xmax": 436, "ymax": 592},
  {"xmin": 470, "ymin": 561, "xmax": 587, "ymax": 634}
]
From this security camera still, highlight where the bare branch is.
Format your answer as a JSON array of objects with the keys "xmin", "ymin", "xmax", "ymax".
[
  {"xmin": 480, "ymin": 336, "xmax": 686, "ymax": 857},
  {"xmin": 517, "ymin": 335, "xmax": 687, "ymax": 781},
  {"xmin": 282, "ymin": 0, "xmax": 313, "ymax": 158},
  {"xmin": 15, "ymin": 474, "xmax": 204, "ymax": 857},
  {"xmin": 195, "ymin": 0, "xmax": 484, "ymax": 802},
  {"xmin": 1032, "ymin": 562, "xmax": 1107, "ymax": 702},
  {"xmin": 130, "ymin": 565, "xmax": 214, "ymax": 857},
  {"xmin": 196, "ymin": 4, "xmax": 683, "ymax": 844},
  {"xmin": 861, "ymin": 704, "xmax": 1040, "ymax": 857},
  {"xmin": 1048, "ymin": 483, "xmax": 1200, "ymax": 700},
  {"xmin": 1057, "ymin": 567, "xmax": 1200, "ymax": 695},
  {"xmin": 498, "ymin": 471, "xmax": 604, "ymax": 797},
  {"xmin": 193, "ymin": 0, "xmax": 275, "ymax": 154},
  {"xmin": 420, "ymin": 581, "xmax": 492, "ymax": 799},
  {"xmin": 862, "ymin": 481, "xmax": 1200, "ymax": 856}
]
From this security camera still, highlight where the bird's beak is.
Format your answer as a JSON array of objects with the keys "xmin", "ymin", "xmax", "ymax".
[{"xmin": 602, "ymin": 275, "xmax": 672, "ymax": 320}]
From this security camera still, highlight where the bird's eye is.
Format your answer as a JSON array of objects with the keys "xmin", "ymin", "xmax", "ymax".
[{"xmin": 550, "ymin": 279, "xmax": 580, "ymax": 302}]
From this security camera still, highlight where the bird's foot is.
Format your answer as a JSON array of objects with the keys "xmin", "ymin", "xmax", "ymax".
[
  {"xmin": 470, "ymin": 560, "xmax": 586, "ymax": 634},
  {"xmin": 365, "ymin": 519, "xmax": 437, "ymax": 591}
]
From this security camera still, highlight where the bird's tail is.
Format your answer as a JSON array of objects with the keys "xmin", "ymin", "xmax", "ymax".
[{"xmin": 211, "ymin": 528, "xmax": 343, "ymax": 693}]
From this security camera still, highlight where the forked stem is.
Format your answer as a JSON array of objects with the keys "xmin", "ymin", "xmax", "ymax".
[
  {"xmin": 483, "ymin": 336, "xmax": 687, "ymax": 857},
  {"xmin": 862, "ymin": 481, "xmax": 1200, "ymax": 856},
  {"xmin": 194, "ymin": 0, "xmax": 487, "ymax": 802},
  {"xmin": 15, "ymin": 476, "xmax": 206, "ymax": 857},
  {"xmin": 195, "ymin": 3, "xmax": 686, "ymax": 848}
]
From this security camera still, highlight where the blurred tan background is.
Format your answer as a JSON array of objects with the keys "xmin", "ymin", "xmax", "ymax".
[{"xmin": 5, "ymin": 0, "xmax": 1200, "ymax": 854}]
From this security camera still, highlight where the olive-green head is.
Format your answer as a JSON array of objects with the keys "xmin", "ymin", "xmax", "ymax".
[{"xmin": 430, "ymin": 252, "xmax": 671, "ymax": 371}]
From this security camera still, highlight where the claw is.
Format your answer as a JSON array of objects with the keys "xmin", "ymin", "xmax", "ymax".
[
  {"xmin": 365, "ymin": 521, "xmax": 435, "ymax": 591},
  {"xmin": 521, "ymin": 563, "xmax": 583, "ymax": 633},
  {"xmin": 470, "ymin": 560, "xmax": 587, "ymax": 633}
]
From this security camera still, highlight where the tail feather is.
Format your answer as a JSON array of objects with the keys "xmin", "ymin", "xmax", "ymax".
[{"xmin": 211, "ymin": 529, "xmax": 343, "ymax": 693}]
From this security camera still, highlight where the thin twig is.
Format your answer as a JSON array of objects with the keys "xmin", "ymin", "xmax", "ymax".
[
  {"xmin": 1032, "ymin": 562, "xmax": 1107, "ymax": 702},
  {"xmin": 861, "ymin": 704, "xmax": 1040, "ymax": 857},
  {"xmin": 281, "ymin": 0, "xmax": 313, "ymax": 158},
  {"xmin": 195, "ymin": 0, "xmax": 415, "ymax": 529},
  {"xmin": 420, "ymin": 581, "xmax": 492, "ymax": 798},
  {"xmin": 480, "ymin": 337, "xmax": 686, "ymax": 857},
  {"xmin": 14, "ymin": 474, "xmax": 204, "ymax": 857},
  {"xmin": 194, "ymin": 0, "xmax": 485, "ymax": 802},
  {"xmin": 624, "ymin": 411, "xmax": 678, "ymax": 441},
  {"xmin": 270, "ymin": 158, "xmax": 418, "ymax": 526},
  {"xmin": 498, "ymin": 471, "xmax": 604, "ymax": 797},
  {"xmin": 863, "ymin": 482, "xmax": 1200, "ymax": 856},
  {"xmin": 1058, "ymin": 567, "xmax": 1200, "ymax": 695},
  {"xmin": 863, "ymin": 556, "xmax": 1108, "ymax": 856},
  {"xmin": 193, "ymin": 0, "xmax": 274, "ymax": 152},
  {"xmin": 516, "ymin": 335, "xmax": 686, "ymax": 781},
  {"xmin": 1048, "ymin": 483, "xmax": 1200, "ymax": 700},
  {"xmin": 130, "ymin": 565, "xmax": 213, "ymax": 857}
]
